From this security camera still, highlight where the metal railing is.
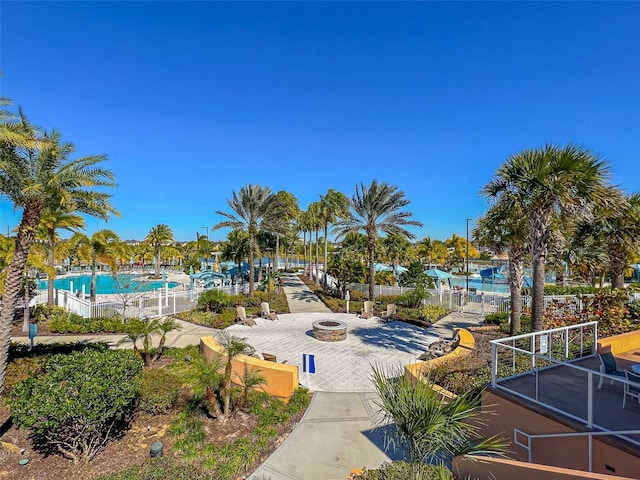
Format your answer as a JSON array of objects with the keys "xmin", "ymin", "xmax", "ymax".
[
  {"xmin": 51, "ymin": 284, "xmax": 243, "ymax": 319},
  {"xmin": 514, "ymin": 428, "xmax": 640, "ymax": 472},
  {"xmin": 490, "ymin": 321, "xmax": 640, "ymax": 448}
]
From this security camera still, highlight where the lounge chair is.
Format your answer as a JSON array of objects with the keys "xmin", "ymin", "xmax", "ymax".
[
  {"xmin": 597, "ymin": 352, "xmax": 625, "ymax": 389},
  {"xmin": 235, "ymin": 306, "xmax": 256, "ymax": 327},
  {"xmin": 262, "ymin": 352, "xmax": 287, "ymax": 364},
  {"xmin": 623, "ymin": 369, "xmax": 640, "ymax": 408},
  {"xmin": 380, "ymin": 303, "xmax": 397, "ymax": 322},
  {"xmin": 260, "ymin": 302, "xmax": 278, "ymax": 320},
  {"xmin": 360, "ymin": 300, "xmax": 374, "ymax": 319}
]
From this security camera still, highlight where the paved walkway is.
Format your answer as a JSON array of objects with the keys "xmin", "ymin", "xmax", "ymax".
[{"xmin": 13, "ymin": 272, "xmax": 486, "ymax": 480}]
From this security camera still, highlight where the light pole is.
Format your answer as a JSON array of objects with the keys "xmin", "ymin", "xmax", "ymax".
[
  {"xmin": 466, "ymin": 218, "xmax": 472, "ymax": 292},
  {"xmin": 201, "ymin": 226, "xmax": 209, "ymax": 241}
]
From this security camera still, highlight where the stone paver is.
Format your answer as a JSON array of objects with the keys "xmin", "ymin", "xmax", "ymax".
[{"xmin": 226, "ymin": 312, "xmax": 438, "ymax": 392}]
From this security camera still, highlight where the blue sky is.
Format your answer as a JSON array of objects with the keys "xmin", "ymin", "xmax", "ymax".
[{"xmin": 1, "ymin": 1, "xmax": 639, "ymax": 242}]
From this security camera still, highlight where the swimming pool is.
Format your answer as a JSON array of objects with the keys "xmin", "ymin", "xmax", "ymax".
[
  {"xmin": 448, "ymin": 277, "xmax": 510, "ymax": 294},
  {"xmin": 39, "ymin": 274, "xmax": 179, "ymax": 294}
]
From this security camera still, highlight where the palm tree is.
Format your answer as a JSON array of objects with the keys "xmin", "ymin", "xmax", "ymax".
[
  {"xmin": 190, "ymin": 356, "xmax": 225, "ymax": 420},
  {"xmin": 483, "ymin": 144, "xmax": 611, "ymax": 331},
  {"xmin": 216, "ymin": 331, "xmax": 255, "ymax": 422},
  {"xmin": 334, "ymin": 181, "xmax": 422, "ymax": 301},
  {"xmin": 416, "ymin": 236, "xmax": 434, "ymax": 268},
  {"xmin": 268, "ymin": 191, "xmax": 300, "ymax": 272},
  {"xmin": 382, "ymin": 234, "xmax": 411, "ymax": 287},
  {"xmin": 69, "ymin": 229, "xmax": 121, "ymax": 301},
  {"xmin": 146, "ymin": 224, "xmax": 174, "ymax": 279},
  {"xmin": 0, "ymin": 114, "xmax": 117, "ymax": 393},
  {"xmin": 372, "ymin": 364, "xmax": 506, "ymax": 479},
  {"xmin": 153, "ymin": 317, "xmax": 182, "ymax": 361},
  {"xmin": 213, "ymin": 185, "xmax": 276, "ymax": 296},
  {"xmin": 303, "ymin": 202, "xmax": 320, "ymax": 284},
  {"xmin": 318, "ymin": 189, "xmax": 349, "ymax": 290},
  {"xmin": 221, "ymin": 229, "xmax": 250, "ymax": 286},
  {"xmin": 586, "ymin": 189, "xmax": 640, "ymax": 289},
  {"xmin": 38, "ymin": 206, "xmax": 86, "ymax": 305},
  {"xmin": 474, "ymin": 199, "xmax": 529, "ymax": 334}
]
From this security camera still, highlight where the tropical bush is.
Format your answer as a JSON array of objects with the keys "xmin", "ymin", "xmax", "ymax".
[
  {"xmin": 34, "ymin": 304, "xmax": 130, "ymax": 333},
  {"xmin": 397, "ymin": 284, "xmax": 429, "ymax": 309},
  {"xmin": 359, "ymin": 461, "xmax": 452, "ymax": 480},
  {"xmin": 197, "ymin": 289, "xmax": 230, "ymax": 313},
  {"xmin": 137, "ymin": 368, "xmax": 182, "ymax": 414},
  {"xmin": 8, "ymin": 349, "xmax": 143, "ymax": 463},
  {"xmin": 97, "ymin": 457, "xmax": 211, "ymax": 480},
  {"xmin": 417, "ymin": 305, "xmax": 449, "ymax": 322}
]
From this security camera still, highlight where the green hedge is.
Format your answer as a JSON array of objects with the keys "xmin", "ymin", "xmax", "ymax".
[{"xmin": 137, "ymin": 368, "xmax": 182, "ymax": 414}]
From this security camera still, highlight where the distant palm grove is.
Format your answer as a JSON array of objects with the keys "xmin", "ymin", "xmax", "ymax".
[{"xmin": 2, "ymin": 95, "xmax": 640, "ymax": 393}]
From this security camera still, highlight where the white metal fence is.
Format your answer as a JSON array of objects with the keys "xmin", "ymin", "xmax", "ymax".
[{"xmin": 50, "ymin": 284, "xmax": 243, "ymax": 319}]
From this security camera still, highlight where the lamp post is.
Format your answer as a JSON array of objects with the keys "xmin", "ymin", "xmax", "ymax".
[
  {"xmin": 201, "ymin": 226, "xmax": 209, "ymax": 241},
  {"xmin": 466, "ymin": 218, "xmax": 472, "ymax": 292}
]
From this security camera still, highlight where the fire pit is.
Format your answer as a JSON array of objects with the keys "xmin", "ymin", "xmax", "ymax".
[{"xmin": 312, "ymin": 320, "xmax": 348, "ymax": 342}]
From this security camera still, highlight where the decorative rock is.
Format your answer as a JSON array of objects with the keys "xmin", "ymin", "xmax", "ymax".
[{"xmin": 19, "ymin": 459, "xmax": 29, "ymax": 466}]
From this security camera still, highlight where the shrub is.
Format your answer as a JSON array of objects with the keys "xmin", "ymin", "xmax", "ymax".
[
  {"xmin": 359, "ymin": 461, "xmax": 453, "ymax": 480},
  {"xmin": 484, "ymin": 312, "xmax": 509, "ymax": 325},
  {"xmin": 138, "ymin": 368, "xmax": 182, "ymax": 414},
  {"xmin": 97, "ymin": 457, "xmax": 211, "ymax": 480},
  {"xmin": 197, "ymin": 289, "xmax": 230, "ymax": 313},
  {"xmin": 7, "ymin": 349, "xmax": 143, "ymax": 463},
  {"xmin": 417, "ymin": 304, "xmax": 449, "ymax": 322},
  {"xmin": 397, "ymin": 284, "xmax": 429, "ymax": 308}
]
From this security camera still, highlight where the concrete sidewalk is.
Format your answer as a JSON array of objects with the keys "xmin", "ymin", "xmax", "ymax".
[
  {"xmin": 249, "ymin": 391, "xmax": 397, "ymax": 480},
  {"xmin": 282, "ymin": 273, "xmax": 332, "ymax": 313}
]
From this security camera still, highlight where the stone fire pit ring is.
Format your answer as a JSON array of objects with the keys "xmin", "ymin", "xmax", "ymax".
[{"xmin": 312, "ymin": 319, "xmax": 348, "ymax": 342}]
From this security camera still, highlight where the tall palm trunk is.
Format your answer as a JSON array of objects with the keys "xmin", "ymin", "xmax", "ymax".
[
  {"xmin": 154, "ymin": 248, "xmax": 161, "ymax": 279},
  {"xmin": 248, "ymin": 231, "xmax": 256, "ymax": 295},
  {"xmin": 302, "ymin": 231, "xmax": 307, "ymax": 272},
  {"xmin": 609, "ymin": 243, "xmax": 626, "ymax": 289},
  {"xmin": 530, "ymin": 210, "xmax": 551, "ymax": 332},
  {"xmin": 90, "ymin": 258, "xmax": 97, "ymax": 302},
  {"xmin": 368, "ymin": 234, "xmax": 376, "ymax": 301},
  {"xmin": 275, "ymin": 233, "xmax": 280, "ymax": 274},
  {"xmin": 314, "ymin": 228, "xmax": 320, "ymax": 285},
  {"xmin": 0, "ymin": 206, "xmax": 40, "ymax": 393},
  {"xmin": 47, "ymin": 228, "xmax": 55, "ymax": 305},
  {"xmin": 323, "ymin": 223, "xmax": 329, "ymax": 290},
  {"xmin": 508, "ymin": 248, "xmax": 525, "ymax": 335}
]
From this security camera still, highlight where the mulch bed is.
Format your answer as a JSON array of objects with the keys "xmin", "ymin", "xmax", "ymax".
[{"xmin": 0, "ymin": 389, "xmax": 305, "ymax": 480}]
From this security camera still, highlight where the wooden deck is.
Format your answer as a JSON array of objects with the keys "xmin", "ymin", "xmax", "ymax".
[{"xmin": 495, "ymin": 355, "xmax": 640, "ymax": 448}]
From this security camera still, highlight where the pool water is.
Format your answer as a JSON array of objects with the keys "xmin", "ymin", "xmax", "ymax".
[
  {"xmin": 448, "ymin": 277, "xmax": 510, "ymax": 294},
  {"xmin": 39, "ymin": 274, "xmax": 179, "ymax": 294}
]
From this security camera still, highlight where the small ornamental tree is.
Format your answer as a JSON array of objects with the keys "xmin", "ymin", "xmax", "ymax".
[
  {"xmin": 7, "ymin": 349, "xmax": 143, "ymax": 463},
  {"xmin": 197, "ymin": 289, "xmax": 230, "ymax": 313}
]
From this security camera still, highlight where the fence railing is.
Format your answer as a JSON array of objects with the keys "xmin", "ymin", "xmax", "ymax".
[
  {"xmin": 488, "ymin": 321, "xmax": 640, "ymax": 448},
  {"xmin": 51, "ymin": 284, "xmax": 243, "ymax": 319}
]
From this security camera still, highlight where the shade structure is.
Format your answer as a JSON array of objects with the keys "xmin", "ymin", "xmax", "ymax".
[{"xmin": 424, "ymin": 268, "xmax": 453, "ymax": 280}]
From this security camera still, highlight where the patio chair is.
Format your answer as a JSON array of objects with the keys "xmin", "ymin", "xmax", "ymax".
[
  {"xmin": 260, "ymin": 302, "xmax": 278, "ymax": 320},
  {"xmin": 262, "ymin": 352, "xmax": 287, "ymax": 364},
  {"xmin": 360, "ymin": 300, "xmax": 374, "ymax": 319},
  {"xmin": 597, "ymin": 352, "xmax": 625, "ymax": 389},
  {"xmin": 235, "ymin": 306, "xmax": 256, "ymax": 327},
  {"xmin": 380, "ymin": 303, "xmax": 397, "ymax": 322},
  {"xmin": 623, "ymin": 369, "xmax": 640, "ymax": 408}
]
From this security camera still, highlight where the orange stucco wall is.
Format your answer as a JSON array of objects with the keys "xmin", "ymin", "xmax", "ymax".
[
  {"xmin": 597, "ymin": 330, "xmax": 640, "ymax": 357},
  {"xmin": 404, "ymin": 327, "xmax": 475, "ymax": 392},
  {"xmin": 453, "ymin": 455, "xmax": 637, "ymax": 480},
  {"xmin": 479, "ymin": 390, "xmax": 640, "ymax": 478},
  {"xmin": 200, "ymin": 336, "xmax": 299, "ymax": 399}
]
